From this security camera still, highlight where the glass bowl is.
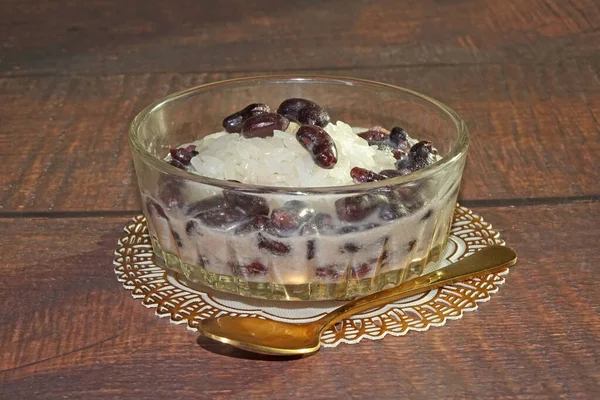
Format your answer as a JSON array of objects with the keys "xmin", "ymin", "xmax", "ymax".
[{"xmin": 129, "ymin": 76, "xmax": 469, "ymax": 301}]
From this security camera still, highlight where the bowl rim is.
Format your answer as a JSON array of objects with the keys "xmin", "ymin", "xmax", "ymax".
[{"xmin": 129, "ymin": 75, "xmax": 469, "ymax": 195}]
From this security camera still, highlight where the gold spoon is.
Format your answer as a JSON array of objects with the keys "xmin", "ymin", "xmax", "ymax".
[{"xmin": 198, "ymin": 245, "xmax": 517, "ymax": 356}]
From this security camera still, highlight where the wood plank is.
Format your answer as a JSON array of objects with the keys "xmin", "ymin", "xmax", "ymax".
[
  {"xmin": 1, "ymin": 0, "xmax": 599, "ymax": 75},
  {"xmin": 1, "ymin": 60, "xmax": 599, "ymax": 212},
  {"xmin": 0, "ymin": 203, "xmax": 598, "ymax": 399}
]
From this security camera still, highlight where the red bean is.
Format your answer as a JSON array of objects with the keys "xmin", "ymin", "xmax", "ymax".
[
  {"xmin": 232, "ymin": 261, "xmax": 268, "ymax": 277},
  {"xmin": 257, "ymin": 233, "xmax": 291, "ymax": 255},
  {"xmin": 169, "ymin": 145, "xmax": 198, "ymax": 167},
  {"xmin": 270, "ymin": 200, "xmax": 315, "ymax": 235},
  {"xmin": 146, "ymin": 197, "xmax": 168, "ymax": 219},
  {"xmin": 350, "ymin": 167, "xmax": 386, "ymax": 183}
]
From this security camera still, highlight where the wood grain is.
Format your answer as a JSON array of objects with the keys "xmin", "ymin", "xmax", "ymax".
[
  {"xmin": 2, "ymin": 59, "xmax": 599, "ymax": 213},
  {"xmin": 1, "ymin": 0, "xmax": 599, "ymax": 76},
  {"xmin": 1, "ymin": 0, "xmax": 599, "ymax": 398},
  {"xmin": 0, "ymin": 203, "xmax": 598, "ymax": 399}
]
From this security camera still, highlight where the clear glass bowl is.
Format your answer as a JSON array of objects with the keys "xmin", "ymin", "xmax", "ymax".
[{"xmin": 129, "ymin": 76, "xmax": 469, "ymax": 301}]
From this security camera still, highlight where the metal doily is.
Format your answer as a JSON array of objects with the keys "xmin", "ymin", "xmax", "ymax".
[{"xmin": 114, "ymin": 205, "xmax": 508, "ymax": 347}]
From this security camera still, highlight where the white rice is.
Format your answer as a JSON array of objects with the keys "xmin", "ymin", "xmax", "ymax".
[{"xmin": 188, "ymin": 121, "xmax": 397, "ymax": 187}]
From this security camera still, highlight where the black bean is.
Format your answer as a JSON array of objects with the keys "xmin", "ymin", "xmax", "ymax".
[
  {"xmin": 277, "ymin": 98, "xmax": 330, "ymax": 127},
  {"xmin": 183, "ymin": 195, "xmax": 227, "ymax": 216},
  {"xmin": 222, "ymin": 103, "xmax": 270, "ymax": 133},
  {"xmin": 145, "ymin": 197, "xmax": 168, "ymax": 219},
  {"xmin": 357, "ymin": 126, "xmax": 390, "ymax": 145},
  {"xmin": 185, "ymin": 220, "xmax": 202, "ymax": 237},
  {"xmin": 297, "ymin": 104, "xmax": 330, "ymax": 127},
  {"xmin": 389, "ymin": 127, "xmax": 410, "ymax": 150},
  {"xmin": 376, "ymin": 189, "xmax": 420, "ymax": 221},
  {"xmin": 307, "ymin": 240, "xmax": 316, "ymax": 260},
  {"xmin": 157, "ymin": 176, "xmax": 184, "ymax": 210},
  {"xmin": 379, "ymin": 203, "xmax": 410, "ymax": 221},
  {"xmin": 172, "ymin": 231, "xmax": 184, "ymax": 248},
  {"xmin": 342, "ymin": 242, "xmax": 360, "ymax": 253},
  {"xmin": 241, "ymin": 113, "xmax": 289, "ymax": 138},
  {"xmin": 408, "ymin": 240, "xmax": 417, "ymax": 251},
  {"xmin": 337, "ymin": 225, "xmax": 361, "ymax": 235},
  {"xmin": 379, "ymin": 169, "xmax": 407, "ymax": 178},
  {"xmin": 335, "ymin": 194, "xmax": 379, "ymax": 222},
  {"xmin": 361, "ymin": 222, "xmax": 381, "ymax": 230},
  {"xmin": 223, "ymin": 191, "xmax": 270, "ymax": 216},
  {"xmin": 296, "ymin": 125, "xmax": 338, "ymax": 169},
  {"xmin": 234, "ymin": 215, "xmax": 271, "ymax": 235},
  {"xmin": 300, "ymin": 213, "xmax": 335, "ymax": 236},
  {"xmin": 421, "ymin": 209, "xmax": 434, "ymax": 221},
  {"xmin": 394, "ymin": 158, "xmax": 414, "ymax": 175},
  {"xmin": 169, "ymin": 158, "xmax": 186, "ymax": 170},
  {"xmin": 196, "ymin": 208, "xmax": 247, "ymax": 229},
  {"xmin": 409, "ymin": 141, "xmax": 437, "ymax": 171}
]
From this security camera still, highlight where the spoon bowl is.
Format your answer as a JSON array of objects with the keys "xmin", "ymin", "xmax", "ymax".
[
  {"xmin": 200, "ymin": 317, "xmax": 322, "ymax": 355},
  {"xmin": 198, "ymin": 245, "xmax": 517, "ymax": 356}
]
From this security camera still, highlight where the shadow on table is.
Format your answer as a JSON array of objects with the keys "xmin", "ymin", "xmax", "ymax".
[{"xmin": 196, "ymin": 336, "xmax": 310, "ymax": 361}]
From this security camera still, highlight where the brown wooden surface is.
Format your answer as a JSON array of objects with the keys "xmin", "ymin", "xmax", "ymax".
[
  {"xmin": 1, "ymin": 1, "xmax": 599, "ymax": 399},
  {"xmin": 1, "ymin": 204, "xmax": 599, "ymax": 399},
  {"xmin": 2, "ymin": 60, "xmax": 599, "ymax": 212},
  {"xmin": 1, "ymin": 0, "xmax": 599, "ymax": 76}
]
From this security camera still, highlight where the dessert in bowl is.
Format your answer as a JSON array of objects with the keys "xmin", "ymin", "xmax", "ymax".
[{"xmin": 129, "ymin": 76, "xmax": 469, "ymax": 301}]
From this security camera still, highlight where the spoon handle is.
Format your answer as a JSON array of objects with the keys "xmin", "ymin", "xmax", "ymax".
[{"xmin": 318, "ymin": 245, "xmax": 517, "ymax": 331}]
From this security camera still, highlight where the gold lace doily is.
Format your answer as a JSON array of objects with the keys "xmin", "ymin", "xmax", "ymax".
[{"xmin": 114, "ymin": 205, "xmax": 508, "ymax": 347}]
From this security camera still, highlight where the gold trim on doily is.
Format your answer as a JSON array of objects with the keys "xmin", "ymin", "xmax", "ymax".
[{"xmin": 114, "ymin": 205, "xmax": 507, "ymax": 347}]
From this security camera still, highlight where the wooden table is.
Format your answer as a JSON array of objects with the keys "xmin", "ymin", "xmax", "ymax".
[{"xmin": 1, "ymin": 1, "xmax": 599, "ymax": 398}]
